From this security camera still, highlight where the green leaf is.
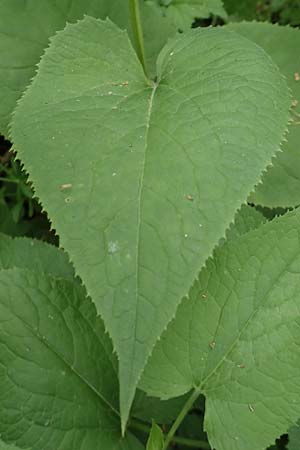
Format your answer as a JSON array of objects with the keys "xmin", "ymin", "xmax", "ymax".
[
  {"xmin": 0, "ymin": 443, "xmax": 21, "ymax": 450},
  {"xmin": 0, "ymin": 268, "xmax": 143, "ymax": 450},
  {"xmin": 288, "ymin": 425, "xmax": 300, "ymax": 450},
  {"xmin": 0, "ymin": 233, "xmax": 74, "ymax": 279},
  {"xmin": 224, "ymin": 204, "xmax": 266, "ymax": 243},
  {"xmin": 225, "ymin": 22, "xmax": 300, "ymax": 208},
  {"xmin": 219, "ymin": 204, "xmax": 265, "ymax": 248},
  {"xmin": 278, "ymin": 1, "xmax": 300, "ymax": 27},
  {"xmin": 270, "ymin": 0, "xmax": 286, "ymax": 12},
  {"xmin": 132, "ymin": 390, "xmax": 188, "ymax": 424},
  {"xmin": 255, "ymin": 205, "xmax": 290, "ymax": 222},
  {"xmin": 140, "ymin": 209, "xmax": 300, "ymax": 450},
  {"xmin": 0, "ymin": 203, "xmax": 31, "ymax": 236},
  {"xmin": 222, "ymin": 0, "xmax": 258, "ymax": 19},
  {"xmin": 147, "ymin": 0, "xmax": 227, "ymax": 29},
  {"xmin": 11, "ymin": 16, "xmax": 290, "ymax": 427},
  {"xmin": 146, "ymin": 422, "xmax": 164, "ymax": 450}
]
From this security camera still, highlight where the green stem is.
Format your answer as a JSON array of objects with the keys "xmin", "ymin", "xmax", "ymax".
[
  {"xmin": 128, "ymin": 0, "xmax": 147, "ymax": 76},
  {"xmin": 130, "ymin": 414, "xmax": 210, "ymax": 449},
  {"xmin": 0, "ymin": 177, "xmax": 21, "ymax": 183},
  {"xmin": 170, "ymin": 435, "xmax": 211, "ymax": 449},
  {"xmin": 163, "ymin": 389, "xmax": 201, "ymax": 450},
  {"xmin": 129, "ymin": 419, "xmax": 151, "ymax": 435}
]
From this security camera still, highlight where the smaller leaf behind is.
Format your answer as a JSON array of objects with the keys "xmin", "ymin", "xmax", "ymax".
[
  {"xmin": 0, "ymin": 232, "xmax": 74, "ymax": 278},
  {"xmin": 132, "ymin": 390, "xmax": 189, "ymax": 424},
  {"xmin": 222, "ymin": 0, "xmax": 258, "ymax": 20},
  {"xmin": 221, "ymin": 204, "xmax": 265, "ymax": 245},
  {"xmin": 146, "ymin": 0, "xmax": 227, "ymax": 29}
]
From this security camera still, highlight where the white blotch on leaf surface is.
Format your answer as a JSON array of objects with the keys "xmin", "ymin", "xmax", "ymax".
[{"xmin": 108, "ymin": 241, "xmax": 119, "ymax": 254}]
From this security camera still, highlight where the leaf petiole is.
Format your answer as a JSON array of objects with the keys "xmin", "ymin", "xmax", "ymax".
[
  {"xmin": 162, "ymin": 389, "xmax": 201, "ymax": 449},
  {"xmin": 128, "ymin": 0, "xmax": 147, "ymax": 76}
]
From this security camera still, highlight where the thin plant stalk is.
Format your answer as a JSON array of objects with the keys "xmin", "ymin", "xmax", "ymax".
[{"xmin": 128, "ymin": 0, "xmax": 147, "ymax": 76}]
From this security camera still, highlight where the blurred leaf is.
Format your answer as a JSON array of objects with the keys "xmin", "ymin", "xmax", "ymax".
[
  {"xmin": 222, "ymin": 0, "xmax": 258, "ymax": 19},
  {"xmin": 288, "ymin": 425, "xmax": 300, "ymax": 450}
]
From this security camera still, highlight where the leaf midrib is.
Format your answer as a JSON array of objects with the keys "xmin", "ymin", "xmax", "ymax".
[{"xmin": 128, "ymin": 81, "xmax": 159, "ymax": 382}]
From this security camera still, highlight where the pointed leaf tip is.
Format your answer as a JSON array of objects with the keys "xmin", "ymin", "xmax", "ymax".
[{"xmin": 146, "ymin": 422, "xmax": 164, "ymax": 450}]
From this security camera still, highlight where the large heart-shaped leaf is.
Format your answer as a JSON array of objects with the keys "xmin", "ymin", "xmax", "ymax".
[
  {"xmin": 0, "ymin": 268, "xmax": 143, "ymax": 450},
  {"xmin": 11, "ymin": 16, "xmax": 290, "ymax": 426},
  {"xmin": 226, "ymin": 22, "xmax": 300, "ymax": 208},
  {"xmin": 140, "ymin": 209, "xmax": 300, "ymax": 450}
]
